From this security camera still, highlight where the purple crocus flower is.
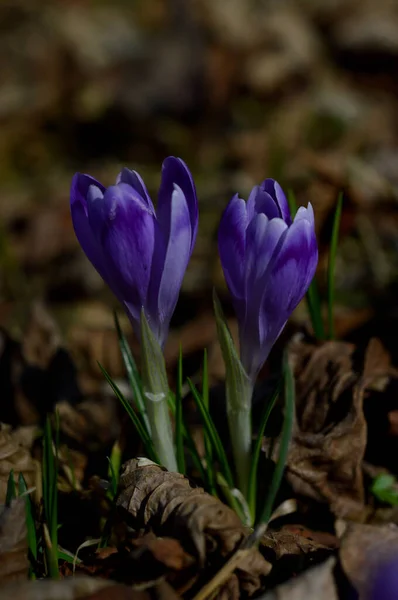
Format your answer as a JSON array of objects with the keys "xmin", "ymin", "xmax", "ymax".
[
  {"xmin": 70, "ymin": 157, "xmax": 198, "ymax": 347},
  {"xmin": 218, "ymin": 179, "xmax": 318, "ymax": 382},
  {"xmin": 369, "ymin": 558, "xmax": 398, "ymax": 600}
]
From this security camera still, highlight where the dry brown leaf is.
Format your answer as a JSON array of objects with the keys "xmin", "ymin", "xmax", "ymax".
[
  {"xmin": 72, "ymin": 535, "xmax": 195, "ymax": 588},
  {"xmin": 257, "ymin": 557, "xmax": 337, "ymax": 600},
  {"xmin": 116, "ymin": 458, "xmax": 271, "ymax": 596},
  {"xmin": 0, "ymin": 499, "xmax": 29, "ymax": 583},
  {"xmin": 339, "ymin": 522, "xmax": 398, "ymax": 597},
  {"xmin": 0, "ymin": 576, "xmax": 114, "ymax": 600},
  {"xmin": 0, "ymin": 424, "xmax": 37, "ymax": 504},
  {"xmin": 262, "ymin": 527, "xmax": 337, "ymax": 561},
  {"xmin": 284, "ymin": 337, "xmax": 393, "ymax": 518},
  {"xmin": 21, "ymin": 302, "xmax": 61, "ymax": 369},
  {"xmin": 56, "ymin": 398, "xmax": 120, "ymax": 449}
]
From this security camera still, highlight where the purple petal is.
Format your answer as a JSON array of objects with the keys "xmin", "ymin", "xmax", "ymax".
[
  {"xmin": 258, "ymin": 218, "xmax": 318, "ymax": 343},
  {"xmin": 239, "ymin": 215, "xmax": 288, "ymax": 378},
  {"xmin": 70, "ymin": 174, "xmax": 110, "ymax": 283},
  {"xmin": 294, "ymin": 202, "xmax": 314, "ymax": 227},
  {"xmin": 116, "ymin": 168, "xmax": 155, "ymax": 214},
  {"xmin": 158, "ymin": 157, "xmax": 198, "ymax": 251},
  {"xmin": 86, "ymin": 183, "xmax": 155, "ymax": 314},
  {"xmin": 261, "ymin": 179, "xmax": 292, "ymax": 225},
  {"xmin": 246, "ymin": 186, "xmax": 280, "ymax": 222},
  {"xmin": 218, "ymin": 194, "xmax": 248, "ymax": 307},
  {"xmin": 152, "ymin": 184, "xmax": 192, "ymax": 345},
  {"xmin": 71, "ymin": 173, "xmax": 106, "ymax": 210}
]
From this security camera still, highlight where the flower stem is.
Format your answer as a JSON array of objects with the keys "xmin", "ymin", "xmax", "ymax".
[
  {"xmin": 225, "ymin": 378, "xmax": 253, "ymax": 501},
  {"xmin": 140, "ymin": 310, "xmax": 177, "ymax": 472}
]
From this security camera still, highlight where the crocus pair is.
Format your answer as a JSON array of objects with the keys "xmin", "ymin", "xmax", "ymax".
[{"xmin": 70, "ymin": 159, "xmax": 317, "ymax": 381}]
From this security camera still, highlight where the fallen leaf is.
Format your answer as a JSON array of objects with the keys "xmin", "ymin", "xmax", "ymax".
[
  {"xmin": 339, "ymin": 522, "xmax": 398, "ymax": 597},
  {"xmin": 284, "ymin": 337, "xmax": 393, "ymax": 518},
  {"xmin": 0, "ymin": 576, "xmax": 114, "ymax": 600},
  {"xmin": 116, "ymin": 458, "xmax": 271, "ymax": 596},
  {"xmin": 0, "ymin": 499, "xmax": 29, "ymax": 583},
  {"xmin": 0, "ymin": 424, "xmax": 37, "ymax": 504},
  {"xmin": 257, "ymin": 557, "xmax": 337, "ymax": 600}
]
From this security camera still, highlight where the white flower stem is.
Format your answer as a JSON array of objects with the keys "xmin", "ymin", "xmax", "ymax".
[
  {"xmin": 144, "ymin": 391, "xmax": 177, "ymax": 473},
  {"xmin": 140, "ymin": 310, "xmax": 177, "ymax": 473},
  {"xmin": 225, "ymin": 376, "xmax": 253, "ymax": 500}
]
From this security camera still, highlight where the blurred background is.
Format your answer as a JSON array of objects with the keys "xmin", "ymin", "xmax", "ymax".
[{"xmin": 1, "ymin": 0, "xmax": 398, "ymax": 426}]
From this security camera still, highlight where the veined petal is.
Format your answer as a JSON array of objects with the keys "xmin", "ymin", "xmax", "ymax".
[
  {"xmin": 70, "ymin": 174, "xmax": 110, "ymax": 282},
  {"xmin": 259, "ymin": 218, "xmax": 318, "ymax": 337},
  {"xmin": 244, "ymin": 214, "xmax": 288, "ymax": 293},
  {"xmin": 158, "ymin": 157, "xmax": 198, "ymax": 251},
  {"xmin": 87, "ymin": 183, "xmax": 155, "ymax": 310},
  {"xmin": 116, "ymin": 168, "xmax": 155, "ymax": 214},
  {"xmin": 239, "ymin": 215, "xmax": 288, "ymax": 378},
  {"xmin": 71, "ymin": 173, "xmax": 106, "ymax": 210},
  {"xmin": 153, "ymin": 184, "xmax": 192, "ymax": 345},
  {"xmin": 261, "ymin": 179, "xmax": 292, "ymax": 225},
  {"xmin": 294, "ymin": 202, "xmax": 314, "ymax": 227},
  {"xmin": 246, "ymin": 185, "xmax": 280, "ymax": 222},
  {"xmin": 218, "ymin": 194, "xmax": 248, "ymax": 305}
]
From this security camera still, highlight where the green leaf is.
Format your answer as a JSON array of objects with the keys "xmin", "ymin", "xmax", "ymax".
[
  {"xmin": 247, "ymin": 381, "xmax": 280, "ymax": 522},
  {"xmin": 168, "ymin": 391, "xmax": 207, "ymax": 486},
  {"xmin": 257, "ymin": 353, "xmax": 295, "ymax": 526},
  {"xmin": 213, "ymin": 290, "xmax": 253, "ymax": 499},
  {"xmin": 5, "ymin": 470, "xmax": 16, "ymax": 507},
  {"xmin": 327, "ymin": 192, "xmax": 343, "ymax": 339},
  {"xmin": 42, "ymin": 414, "xmax": 59, "ymax": 579},
  {"xmin": 114, "ymin": 311, "xmax": 150, "ymax": 435},
  {"xmin": 188, "ymin": 378, "xmax": 235, "ymax": 490},
  {"xmin": 175, "ymin": 347, "xmax": 185, "ymax": 474},
  {"xmin": 371, "ymin": 473, "xmax": 398, "ymax": 506},
  {"xmin": 18, "ymin": 473, "xmax": 37, "ymax": 563},
  {"xmin": 98, "ymin": 362, "xmax": 160, "ymax": 464},
  {"xmin": 202, "ymin": 349, "xmax": 216, "ymax": 495},
  {"xmin": 107, "ymin": 440, "xmax": 121, "ymax": 499}
]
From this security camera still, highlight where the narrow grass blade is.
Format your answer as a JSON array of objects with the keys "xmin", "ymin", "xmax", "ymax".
[
  {"xmin": 42, "ymin": 415, "xmax": 59, "ymax": 579},
  {"xmin": 327, "ymin": 192, "xmax": 343, "ymax": 340},
  {"xmin": 98, "ymin": 362, "xmax": 160, "ymax": 464},
  {"xmin": 168, "ymin": 391, "xmax": 207, "ymax": 485},
  {"xmin": 107, "ymin": 449, "xmax": 121, "ymax": 500},
  {"xmin": 247, "ymin": 382, "xmax": 280, "ymax": 522},
  {"xmin": 5, "ymin": 470, "xmax": 16, "ymax": 506},
  {"xmin": 188, "ymin": 379, "xmax": 235, "ymax": 490},
  {"xmin": 18, "ymin": 472, "xmax": 37, "ymax": 573},
  {"xmin": 202, "ymin": 350, "xmax": 216, "ymax": 495},
  {"xmin": 114, "ymin": 311, "xmax": 150, "ymax": 435},
  {"xmin": 216, "ymin": 473, "xmax": 250, "ymax": 525},
  {"xmin": 257, "ymin": 354, "xmax": 295, "ymax": 526},
  {"xmin": 175, "ymin": 347, "xmax": 185, "ymax": 474}
]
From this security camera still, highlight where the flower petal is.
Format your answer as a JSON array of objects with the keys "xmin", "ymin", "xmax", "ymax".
[
  {"xmin": 246, "ymin": 185, "xmax": 280, "ymax": 222},
  {"xmin": 116, "ymin": 168, "xmax": 155, "ymax": 213},
  {"xmin": 70, "ymin": 174, "xmax": 109, "ymax": 281},
  {"xmin": 254, "ymin": 218, "xmax": 318, "ymax": 363},
  {"xmin": 239, "ymin": 215, "xmax": 288, "ymax": 378},
  {"xmin": 87, "ymin": 183, "xmax": 155, "ymax": 316},
  {"xmin": 158, "ymin": 157, "xmax": 198, "ymax": 251},
  {"xmin": 294, "ymin": 202, "xmax": 314, "ymax": 227},
  {"xmin": 218, "ymin": 194, "xmax": 248, "ymax": 308},
  {"xmin": 260, "ymin": 179, "xmax": 292, "ymax": 225},
  {"xmin": 152, "ymin": 184, "xmax": 192, "ymax": 345}
]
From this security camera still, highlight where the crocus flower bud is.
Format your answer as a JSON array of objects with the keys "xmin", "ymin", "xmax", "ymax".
[
  {"xmin": 218, "ymin": 179, "xmax": 318, "ymax": 382},
  {"xmin": 70, "ymin": 157, "xmax": 198, "ymax": 347}
]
